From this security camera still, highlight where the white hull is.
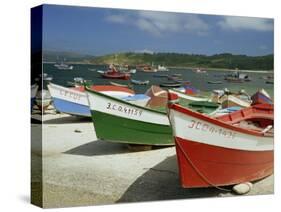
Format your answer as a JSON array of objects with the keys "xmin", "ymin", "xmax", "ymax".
[
  {"xmin": 86, "ymin": 90, "xmax": 170, "ymax": 126},
  {"xmin": 48, "ymin": 83, "xmax": 134, "ymax": 107},
  {"xmin": 169, "ymin": 89, "xmax": 209, "ymax": 102}
]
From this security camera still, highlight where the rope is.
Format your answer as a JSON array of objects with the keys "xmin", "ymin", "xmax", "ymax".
[
  {"xmin": 166, "ymin": 96, "xmax": 231, "ymax": 192},
  {"xmin": 175, "ymin": 136, "xmax": 231, "ymax": 192}
]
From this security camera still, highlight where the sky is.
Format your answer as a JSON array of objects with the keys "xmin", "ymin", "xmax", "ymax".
[{"xmin": 42, "ymin": 4, "xmax": 274, "ymax": 56}]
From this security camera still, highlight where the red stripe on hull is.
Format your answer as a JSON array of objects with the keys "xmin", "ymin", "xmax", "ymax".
[{"xmin": 175, "ymin": 137, "xmax": 273, "ymax": 188}]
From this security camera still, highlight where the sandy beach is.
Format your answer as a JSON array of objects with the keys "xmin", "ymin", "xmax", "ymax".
[{"xmin": 31, "ymin": 108, "xmax": 274, "ymax": 208}]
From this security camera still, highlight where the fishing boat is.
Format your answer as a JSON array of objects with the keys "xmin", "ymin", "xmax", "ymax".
[
  {"xmin": 169, "ymin": 89, "xmax": 209, "ymax": 102},
  {"xmin": 54, "ymin": 62, "xmax": 73, "ymax": 70},
  {"xmin": 129, "ymin": 69, "xmax": 137, "ymax": 74},
  {"xmin": 47, "ymin": 83, "xmax": 135, "ymax": 117},
  {"xmin": 35, "ymin": 89, "xmax": 52, "ymax": 113},
  {"xmin": 157, "ymin": 65, "xmax": 169, "ymax": 72},
  {"xmin": 145, "ymin": 86, "xmax": 168, "ymax": 109},
  {"xmin": 131, "ymin": 79, "xmax": 149, "ymax": 85},
  {"xmin": 101, "ymin": 65, "xmax": 131, "ymax": 80},
  {"xmin": 188, "ymin": 101, "xmax": 219, "ymax": 114},
  {"xmin": 160, "ymin": 82, "xmax": 182, "ymax": 88},
  {"xmin": 168, "ymin": 94, "xmax": 274, "ymax": 188},
  {"xmin": 85, "ymin": 87, "xmax": 173, "ymax": 146},
  {"xmin": 31, "ymin": 84, "xmax": 39, "ymax": 111},
  {"xmin": 209, "ymin": 106, "xmax": 242, "ymax": 117},
  {"xmin": 121, "ymin": 94, "xmax": 151, "ymax": 107},
  {"xmin": 220, "ymin": 94, "xmax": 251, "ymax": 108},
  {"xmin": 207, "ymin": 81, "xmax": 222, "ymax": 84},
  {"xmin": 194, "ymin": 68, "xmax": 207, "ymax": 73},
  {"xmin": 97, "ymin": 70, "xmax": 105, "ymax": 74},
  {"xmin": 110, "ymin": 81, "xmax": 130, "ymax": 88},
  {"xmin": 167, "ymin": 75, "xmax": 183, "ymax": 81},
  {"xmin": 251, "ymin": 89, "xmax": 273, "ymax": 105}
]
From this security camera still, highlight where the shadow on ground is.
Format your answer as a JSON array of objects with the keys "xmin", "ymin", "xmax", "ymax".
[
  {"xmin": 64, "ymin": 140, "xmax": 172, "ymax": 156},
  {"xmin": 43, "ymin": 115, "xmax": 92, "ymax": 124},
  {"xmin": 117, "ymin": 155, "xmax": 230, "ymax": 203}
]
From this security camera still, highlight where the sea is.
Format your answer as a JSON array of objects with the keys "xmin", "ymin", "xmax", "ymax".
[{"xmin": 43, "ymin": 63, "xmax": 274, "ymax": 98}]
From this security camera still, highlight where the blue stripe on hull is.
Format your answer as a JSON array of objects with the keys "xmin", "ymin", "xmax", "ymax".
[
  {"xmin": 52, "ymin": 97, "xmax": 91, "ymax": 117},
  {"xmin": 257, "ymin": 93, "xmax": 273, "ymax": 104}
]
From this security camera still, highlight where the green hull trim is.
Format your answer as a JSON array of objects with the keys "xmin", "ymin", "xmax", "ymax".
[{"xmin": 91, "ymin": 110, "xmax": 174, "ymax": 146}]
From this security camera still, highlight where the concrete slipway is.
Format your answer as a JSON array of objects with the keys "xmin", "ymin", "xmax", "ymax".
[{"xmin": 31, "ymin": 111, "xmax": 273, "ymax": 208}]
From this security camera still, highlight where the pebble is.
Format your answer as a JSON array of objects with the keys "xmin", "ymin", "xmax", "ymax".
[{"xmin": 232, "ymin": 182, "xmax": 253, "ymax": 195}]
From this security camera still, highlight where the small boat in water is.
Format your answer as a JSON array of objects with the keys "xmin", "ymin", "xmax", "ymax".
[
  {"xmin": 207, "ymin": 81, "xmax": 222, "ymax": 84},
  {"xmin": 101, "ymin": 65, "xmax": 131, "ymax": 80},
  {"xmin": 168, "ymin": 94, "xmax": 274, "ymax": 188},
  {"xmin": 157, "ymin": 65, "xmax": 169, "ymax": 72},
  {"xmin": 251, "ymin": 89, "xmax": 273, "ymax": 105},
  {"xmin": 160, "ymin": 82, "xmax": 182, "ymax": 88},
  {"xmin": 54, "ymin": 62, "xmax": 73, "ymax": 70},
  {"xmin": 131, "ymin": 79, "xmax": 149, "ymax": 85},
  {"xmin": 110, "ymin": 81, "xmax": 130, "ymax": 88},
  {"xmin": 47, "ymin": 83, "xmax": 135, "ymax": 117}
]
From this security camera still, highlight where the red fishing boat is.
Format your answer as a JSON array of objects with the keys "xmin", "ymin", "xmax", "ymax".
[
  {"xmin": 101, "ymin": 65, "xmax": 131, "ymax": 80},
  {"xmin": 168, "ymin": 92, "xmax": 274, "ymax": 188}
]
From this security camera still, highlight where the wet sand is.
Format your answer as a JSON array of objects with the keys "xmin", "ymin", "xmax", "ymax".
[{"xmin": 31, "ymin": 109, "xmax": 274, "ymax": 208}]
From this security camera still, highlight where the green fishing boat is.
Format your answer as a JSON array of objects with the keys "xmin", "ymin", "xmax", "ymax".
[{"xmin": 86, "ymin": 87, "xmax": 173, "ymax": 146}]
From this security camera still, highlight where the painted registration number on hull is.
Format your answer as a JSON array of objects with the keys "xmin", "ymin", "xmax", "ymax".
[
  {"xmin": 106, "ymin": 102, "xmax": 143, "ymax": 117},
  {"xmin": 188, "ymin": 120, "xmax": 236, "ymax": 139}
]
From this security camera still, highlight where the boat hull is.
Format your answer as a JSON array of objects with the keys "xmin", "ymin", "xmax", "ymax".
[
  {"xmin": 175, "ymin": 137, "xmax": 273, "ymax": 188},
  {"xmin": 86, "ymin": 89, "xmax": 173, "ymax": 146},
  {"xmin": 251, "ymin": 92, "xmax": 273, "ymax": 105},
  {"xmin": 169, "ymin": 104, "xmax": 273, "ymax": 188},
  {"xmin": 92, "ymin": 111, "xmax": 173, "ymax": 145},
  {"xmin": 48, "ymin": 83, "xmax": 134, "ymax": 117},
  {"xmin": 52, "ymin": 97, "xmax": 91, "ymax": 117}
]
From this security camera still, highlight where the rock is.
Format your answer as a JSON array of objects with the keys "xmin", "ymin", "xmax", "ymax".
[{"xmin": 232, "ymin": 182, "xmax": 253, "ymax": 195}]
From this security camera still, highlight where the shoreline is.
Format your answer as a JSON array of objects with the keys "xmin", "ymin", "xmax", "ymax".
[{"xmin": 43, "ymin": 62, "xmax": 273, "ymax": 73}]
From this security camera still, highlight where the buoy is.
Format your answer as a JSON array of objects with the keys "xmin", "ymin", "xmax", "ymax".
[{"xmin": 232, "ymin": 182, "xmax": 253, "ymax": 195}]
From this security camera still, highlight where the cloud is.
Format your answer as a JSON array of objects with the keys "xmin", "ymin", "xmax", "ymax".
[
  {"xmin": 218, "ymin": 16, "xmax": 273, "ymax": 31},
  {"xmin": 105, "ymin": 11, "xmax": 210, "ymax": 36}
]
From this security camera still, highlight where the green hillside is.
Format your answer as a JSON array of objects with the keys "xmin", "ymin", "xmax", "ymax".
[{"xmin": 89, "ymin": 52, "xmax": 273, "ymax": 70}]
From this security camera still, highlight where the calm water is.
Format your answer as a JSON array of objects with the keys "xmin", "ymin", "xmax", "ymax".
[{"xmin": 43, "ymin": 64, "xmax": 274, "ymax": 97}]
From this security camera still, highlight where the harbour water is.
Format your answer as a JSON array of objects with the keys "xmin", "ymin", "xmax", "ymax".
[{"xmin": 43, "ymin": 64, "xmax": 274, "ymax": 97}]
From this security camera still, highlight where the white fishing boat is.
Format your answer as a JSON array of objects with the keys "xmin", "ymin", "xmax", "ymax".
[
  {"xmin": 47, "ymin": 83, "xmax": 135, "ymax": 117},
  {"xmin": 169, "ymin": 89, "xmax": 209, "ymax": 102}
]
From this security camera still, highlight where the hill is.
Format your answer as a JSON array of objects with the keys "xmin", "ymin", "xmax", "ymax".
[{"xmin": 89, "ymin": 52, "xmax": 273, "ymax": 70}]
